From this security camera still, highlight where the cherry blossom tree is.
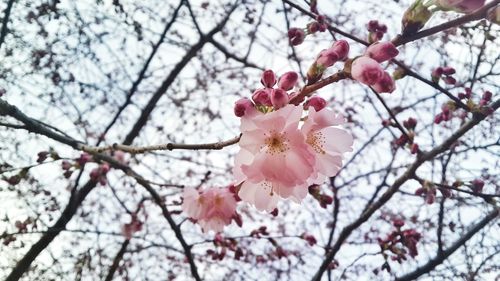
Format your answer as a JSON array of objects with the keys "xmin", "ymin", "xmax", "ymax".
[{"xmin": 0, "ymin": 0, "xmax": 499, "ymax": 280}]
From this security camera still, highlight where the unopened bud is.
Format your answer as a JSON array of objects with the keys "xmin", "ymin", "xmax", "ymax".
[
  {"xmin": 365, "ymin": 42, "xmax": 399, "ymax": 63},
  {"xmin": 304, "ymin": 96, "xmax": 327, "ymax": 111},
  {"xmin": 271, "ymin": 88, "xmax": 289, "ymax": 109},
  {"xmin": 261, "ymin": 70, "xmax": 276, "ymax": 88},
  {"xmin": 278, "ymin": 71, "xmax": 299, "ymax": 91}
]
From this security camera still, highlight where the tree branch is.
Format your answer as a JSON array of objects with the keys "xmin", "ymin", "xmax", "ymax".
[{"xmin": 395, "ymin": 208, "xmax": 499, "ymax": 281}]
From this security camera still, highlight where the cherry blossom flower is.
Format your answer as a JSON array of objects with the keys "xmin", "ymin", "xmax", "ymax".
[
  {"xmin": 301, "ymin": 107, "xmax": 353, "ymax": 180},
  {"xmin": 237, "ymin": 105, "xmax": 315, "ymax": 187},
  {"xmin": 182, "ymin": 187, "xmax": 238, "ymax": 232}
]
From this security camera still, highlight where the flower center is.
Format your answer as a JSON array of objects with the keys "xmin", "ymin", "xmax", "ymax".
[
  {"xmin": 307, "ymin": 131, "xmax": 326, "ymax": 154},
  {"xmin": 264, "ymin": 131, "xmax": 289, "ymax": 155}
]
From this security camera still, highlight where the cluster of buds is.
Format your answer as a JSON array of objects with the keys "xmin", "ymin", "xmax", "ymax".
[
  {"xmin": 307, "ymin": 40, "xmax": 350, "ymax": 84},
  {"xmin": 250, "ymin": 226, "xmax": 270, "ymax": 237},
  {"xmin": 401, "ymin": 117, "xmax": 420, "ymax": 154},
  {"xmin": 308, "ymin": 185, "xmax": 333, "ymax": 208},
  {"xmin": 431, "ymin": 66, "xmax": 456, "ymax": 85},
  {"xmin": 367, "ymin": 20, "xmax": 388, "ymax": 43},
  {"xmin": 415, "ymin": 180, "xmax": 451, "ymax": 204},
  {"xmin": 300, "ymin": 232, "xmax": 317, "ymax": 246},
  {"xmin": 76, "ymin": 152, "xmax": 92, "ymax": 166},
  {"xmin": 350, "ymin": 42, "xmax": 399, "ymax": 93},
  {"xmin": 206, "ymin": 233, "xmax": 245, "ymax": 260},
  {"xmin": 375, "ymin": 219, "xmax": 422, "ymax": 273},
  {"xmin": 307, "ymin": 15, "xmax": 328, "ymax": 34},
  {"xmin": 234, "ymin": 70, "xmax": 299, "ymax": 116},
  {"xmin": 288, "ymin": 28, "xmax": 306, "ymax": 46},
  {"xmin": 14, "ymin": 217, "xmax": 34, "ymax": 234},
  {"xmin": 4, "ymin": 168, "xmax": 29, "ymax": 186},
  {"xmin": 479, "ymin": 91, "xmax": 492, "ymax": 106},
  {"xmin": 289, "ymin": 15, "xmax": 328, "ymax": 46},
  {"xmin": 434, "ymin": 103, "xmax": 455, "ymax": 124},
  {"xmin": 89, "ymin": 163, "xmax": 110, "ymax": 186},
  {"xmin": 122, "ymin": 213, "xmax": 143, "ymax": 239},
  {"xmin": 469, "ymin": 178, "xmax": 485, "ymax": 193}
]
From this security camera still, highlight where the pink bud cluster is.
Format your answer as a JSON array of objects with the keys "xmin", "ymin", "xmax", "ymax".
[
  {"xmin": 307, "ymin": 15, "xmax": 328, "ymax": 34},
  {"xmin": 431, "ymin": 66, "xmax": 456, "ymax": 85},
  {"xmin": 367, "ymin": 20, "xmax": 388, "ymax": 43},
  {"xmin": 89, "ymin": 163, "xmax": 110, "ymax": 186},
  {"xmin": 235, "ymin": 70, "xmax": 299, "ymax": 117},
  {"xmin": 308, "ymin": 185, "xmax": 333, "ymax": 208},
  {"xmin": 415, "ymin": 181, "xmax": 451, "ymax": 204},
  {"xmin": 351, "ymin": 42, "xmax": 399, "ymax": 93},
  {"xmin": 308, "ymin": 40, "xmax": 350, "ymax": 84},
  {"xmin": 288, "ymin": 28, "xmax": 305, "ymax": 46},
  {"xmin": 122, "ymin": 214, "xmax": 143, "ymax": 239},
  {"xmin": 470, "ymin": 179, "xmax": 485, "ymax": 193},
  {"xmin": 376, "ymin": 219, "xmax": 422, "ymax": 273},
  {"xmin": 182, "ymin": 186, "xmax": 240, "ymax": 232},
  {"xmin": 289, "ymin": 15, "xmax": 328, "ymax": 46}
]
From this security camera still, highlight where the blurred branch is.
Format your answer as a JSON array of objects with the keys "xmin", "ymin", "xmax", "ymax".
[
  {"xmin": 5, "ymin": 180, "xmax": 98, "ymax": 281},
  {"xmin": 0, "ymin": 0, "xmax": 15, "ymax": 50},
  {"xmin": 311, "ymin": 99, "xmax": 500, "ymax": 281},
  {"xmin": 122, "ymin": 2, "xmax": 238, "ymax": 145},
  {"xmin": 104, "ymin": 239, "xmax": 130, "ymax": 281},
  {"xmin": 395, "ymin": 208, "xmax": 499, "ymax": 281},
  {"xmin": 97, "ymin": 0, "xmax": 184, "ymax": 145},
  {"xmin": 0, "ymin": 99, "xmax": 202, "ymax": 281}
]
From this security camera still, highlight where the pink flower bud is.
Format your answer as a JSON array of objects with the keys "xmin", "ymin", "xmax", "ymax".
[
  {"xmin": 372, "ymin": 71, "xmax": 396, "ymax": 93},
  {"xmin": 437, "ymin": 0, "xmax": 485, "ymax": 13},
  {"xmin": 278, "ymin": 71, "xmax": 299, "ymax": 91},
  {"xmin": 442, "ymin": 67, "xmax": 456, "ymax": 75},
  {"xmin": 444, "ymin": 76, "xmax": 456, "ymax": 85},
  {"xmin": 351, "ymin": 56, "xmax": 384, "ymax": 86},
  {"xmin": 288, "ymin": 28, "xmax": 305, "ymax": 46},
  {"xmin": 316, "ymin": 49, "xmax": 340, "ymax": 68},
  {"xmin": 331, "ymin": 40, "xmax": 349, "ymax": 61},
  {"xmin": 304, "ymin": 96, "xmax": 327, "ymax": 111},
  {"xmin": 411, "ymin": 143, "xmax": 419, "ymax": 154},
  {"xmin": 367, "ymin": 20, "xmax": 379, "ymax": 32},
  {"xmin": 308, "ymin": 22, "xmax": 320, "ymax": 33},
  {"xmin": 471, "ymin": 179, "xmax": 484, "ymax": 193},
  {"xmin": 482, "ymin": 91, "xmax": 492, "ymax": 102},
  {"xmin": 89, "ymin": 168, "xmax": 100, "ymax": 181},
  {"xmin": 365, "ymin": 42, "xmax": 399, "ymax": 63},
  {"xmin": 100, "ymin": 163, "xmax": 110, "ymax": 174},
  {"xmin": 260, "ymin": 70, "xmax": 276, "ymax": 88},
  {"xmin": 271, "ymin": 88, "xmax": 289, "ymax": 109},
  {"xmin": 393, "ymin": 219, "xmax": 405, "ymax": 227},
  {"xmin": 234, "ymin": 98, "xmax": 255, "ymax": 117},
  {"xmin": 61, "ymin": 160, "xmax": 72, "ymax": 170},
  {"xmin": 252, "ymin": 89, "xmax": 272, "ymax": 106}
]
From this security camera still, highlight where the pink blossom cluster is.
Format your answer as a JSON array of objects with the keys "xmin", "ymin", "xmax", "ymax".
[
  {"xmin": 375, "ymin": 219, "xmax": 422, "ymax": 274},
  {"xmin": 351, "ymin": 41, "xmax": 399, "ymax": 94},
  {"xmin": 232, "ymin": 70, "xmax": 353, "ymax": 212},
  {"xmin": 182, "ymin": 186, "xmax": 240, "ymax": 232},
  {"xmin": 367, "ymin": 20, "xmax": 388, "ymax": 43},
  {"xmin": 431, "ymin": 66, "xmax": 456, "ymax": 85},
  {"xmin": 307, "ymin": 40, "xmax": 350, "ymax": 83}
]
